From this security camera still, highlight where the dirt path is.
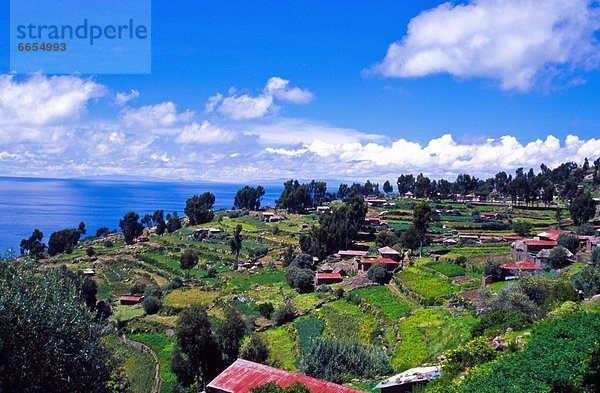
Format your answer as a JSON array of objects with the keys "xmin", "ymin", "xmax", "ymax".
[
  {"xmin": 121, "ymin": 335, "xmax": 161, "ymax": 393},
  {"xmin": 387, "ymin": 282, "xmax": 420, "ymax": 311}
]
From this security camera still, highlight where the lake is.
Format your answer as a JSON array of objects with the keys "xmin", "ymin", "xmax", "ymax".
[{"xmin": 0, "ymin": 177, "xmax": 281, "ymax": 253}]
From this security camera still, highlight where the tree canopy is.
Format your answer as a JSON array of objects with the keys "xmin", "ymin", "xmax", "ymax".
[
  {"xmin": 119, "ymin": 211, "xmax": 143, "ymax": 244},
  {"xmin": 185, "ymin": 193, "xmax": 216, "ymax": 225},
  {"xmin": 234, "ymin": 185, "xmax": 265, "ymax": 210}
]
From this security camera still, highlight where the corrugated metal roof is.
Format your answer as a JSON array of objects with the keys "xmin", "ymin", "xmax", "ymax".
[{"xmin": 207, "ymin": 359, "xmax": 366, "ymax": 393}]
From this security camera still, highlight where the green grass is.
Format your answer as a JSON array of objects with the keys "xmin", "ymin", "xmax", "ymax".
[
  {"xmin": 226, "ymin": 270, "xmax": 286, "ymax": 293},
  {"xmin": 96, "ymin": 282, "xmax": 112, "ymax": 300},
  {"xmin": 391, "ymin": 308, "xmax": 478, "ymax": 372},
  {"xmin": 163, "ymin": 288, "xmax": 219, "ymax": 309},
  {"xmin": 114, "ymin": 304, "xmax": 145, "ymax": 321},
  {"xmin": 294, "ymin": 317, "xmax": 324, "ymax": 354},
  {"xmin": 317, "ymin": 300, "xmax": 378, "ymax": 344},
  {"xmin": 260, "ymin": 325, "xmax": 298, "ymax": 371},
  {"xmin": 124, "ymin": 349, "xmax": 156, "ymax": 393},
  {"xmin": 353, "ymin": 286, "xmax": 412, "ymax": 322},
  {"xmin": 130, "ymin": 333, "xmax": 176, "ymax": 393},
  {"xmin": 398, "ymin": 267, "xmax": 457, "ymax": 302},
  {"xmin": 425, "ymin": 261, "xmax": 467, "ymax": 277}
]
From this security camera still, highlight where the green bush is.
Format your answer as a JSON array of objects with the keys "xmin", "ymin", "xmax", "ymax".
[
  {"xmin": 367, "ymin": 262, "xmax": 387, "ymax": 284},
  {"xmin": 142, "ymin": 295, "xmax": 161, "ymax": 315},
  {"xmin": 273, "ymin": 302, "xmax": 296, "ymax": 326},
  {"xmin": 295, "ymin": 318, "xmax": 324, "ymax": 354}
]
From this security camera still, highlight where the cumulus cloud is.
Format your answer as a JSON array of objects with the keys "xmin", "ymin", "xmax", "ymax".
[
  {"xmin": 175, "ymin": 121, "xmax": 235, "ymax": 144},
  {"xmin": 369, "ymin": 0, "xmax": 600, "ymax": 90},
  {"xmin": 266, "ymin": 133, "xmax": 600, "ymax": 179},
  {"xmin": 206, "ymin": 77, "xmax": 314, "ymax": 120},
  {"xmin": 115, "ymin": 89, "xmax": 140, "ymax": 105},
  {"xmin": 0, "ymin": 74, "xmax": 105, "ymax": 126},
  {"xmin": 121, "ymin": 101, "xmax": 194, "ymax": 129}
]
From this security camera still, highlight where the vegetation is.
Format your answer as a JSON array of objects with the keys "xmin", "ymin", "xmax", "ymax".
[
  {"xmin": 234, "ymin": 185, "xmax": 266, "ymax": 210},
  {"xmin": 184, "ymin": 192, "xmax": 216, "ymax": 225}
]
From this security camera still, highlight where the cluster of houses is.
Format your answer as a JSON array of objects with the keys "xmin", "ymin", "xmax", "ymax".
[
  {"xmin": 314, "ymin": 246, "xmax": 402, "ymax": 286},
  {"xmin": 506, "ymin": 229, "xmax": 600, "ymax": 274}
]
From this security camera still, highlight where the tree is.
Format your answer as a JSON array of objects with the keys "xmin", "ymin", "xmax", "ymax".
[
  {"xmin": 383, "ymin": 180, "xmax": 393, "ymax": 194},
  {"xmin": 216, "ymin": 307, "xmax": 246, "ymax": 365},
  {"xmin": 276, "ymin": 180, "xmax": 313, "ymax": 213},
  {"xmin": 78, "ymin": 221, "xmax": 86, "ymax": 235},
  {"xmin": 141, "ymin": 213, "xmax": 153, "ymax": 228},
  {"xmin": 572, "ymin": 265, "xmax": 600, "ymax": 297},
  {"xmin": 569, "ymin": 191, "xmax": 596, "ymax": 226},
  {"xmin": 81, "ymin": 278, "xmax": 97, "ymax": 310},
  {"xmin": 0, "ymin": 260, "xmax": 112, "ymax": 392},
  {"xmin": 512, "ymin": 220, "xmax": 532, "ymax": 237},
  {"xmin": 185, "ymin": 193, "xmax": 216, "ymax": 225},
  {"xmin": 240, "ymin": 334, "xmax": 269, "ymax": 364},
  {"xmin": 180, "ymin": 249, "xmax": 199, "ymax": 279},
  {"xmin": 95, "ymin": 226, "xmax": 111, "ymax": 237},
  {"xmin": 557, "ymin": 234, "xmax": 579, "ymax": 253},
  {"xmin": 412, "ymin": 201, "xmax": 431, "ymax": 235},
  {"xmin": 367, "ymin": 262, "xmax": 388, "ymax": 284},
  {"xmin": 273, "ymin": 302, "xmax": 296, "ymax": 325},
  {"xmin": 592, "ymin": 248, "xmax": 600, "ymax": 265},
  {"xmin": 399, "ymin": 226, "xmax": 422, "ymax": 250},
  {"xmin": 142, "ymin": 296, "xmax": 161, "ymax": 315},
  {"xmin": 19, "ymin": 229, "xmax": 45, "ymax": 258},
  {"xmin": 166, "ymin": 212, "xmax": 182, "ymax": 233},
  {"xmin": 152, "ymin": 210, "xmax": 167, "ymax": 235},
  {"xmin": 483, "ymin": 258, "xmax": 503, "ymax": 281},
  {"xmin": 230, "ymin": 224, "xmax": 243, "ymax": 263},
  {"xmin": 119, "ymin": 211, "xmax": 143, "ymax": 244},
  {"xmin": 48, "ymin": 228, "xmax": 82, "ymax": 256},
  {"xmin": 234, "ymin": 185, "xmax": 266, "ymax": 210},
  {"xmin": 286, "ymin": 254, "xmax": 315, "ymax": 293},
  {"xmin": 174, "ymin": 305, "xmax": 223, "ymax": 389},
  {"xmin": 396, "ymin": 174, "xmax": 415, "ymax": 194},
  {"xmin": 548, "ymin": 246, "xmax": 571, "ymax": 269}
]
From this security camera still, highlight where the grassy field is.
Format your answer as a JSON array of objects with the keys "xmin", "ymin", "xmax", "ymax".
[
  {"xmin": 124, "ymin": 349, "xmax": 156, "ymax": 393},
  {"xmin": 353, "ymin": 286, "xmax": 412, "ymax": 322},
  {"xmin": 130, "ymin": 333, "xmax": 176, "ymax": 393},
  {"xmin": 398, "ymin": 267, "xmax": 458, "ymax": 302},
  {"xmin": 260, "ymin": 325, "xmax": 298, "ymax": 371},
  {"xmin": 391, "ymin": 308, "xmax": 478, "ymax": 371},
  {"xmin": 162, "ymin": 288, "xmax": 219, "ymax": 309},
  {"xmin": 425, "ymin": 261, "xmax": 466, "ymax": 277}
]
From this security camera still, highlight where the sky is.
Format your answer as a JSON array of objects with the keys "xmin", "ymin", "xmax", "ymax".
[{"xmin": 1, "ymin": 0, "xmax": 600, "ymax": 184}]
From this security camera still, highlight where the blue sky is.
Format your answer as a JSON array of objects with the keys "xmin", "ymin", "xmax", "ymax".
[{"xmin": 1, "ymin": 0, "xmax": 600, "ymax": 183}]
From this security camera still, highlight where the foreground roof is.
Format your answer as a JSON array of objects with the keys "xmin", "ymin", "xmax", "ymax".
[
  {"xmin": 376, "ymin": 366, "xmax": 442, "ymax": 389},
  {"xmin": 378, "ymin": 246, "xmax": 400, "ymax": 255},
  {"xmin": 207, "ymin": 359, "xmax": 365, "ymax": 393},
  {"xmin": 501, "ymin": 260, "xmax": 542, "ymax": 271}
]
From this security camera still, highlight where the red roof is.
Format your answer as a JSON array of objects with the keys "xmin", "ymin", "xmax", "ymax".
[
  {"xmin": 315, "ymin": 273, "xmax": 343, "ymax": 280},
  {"xmin": 361, "ymin": 257, "xmax": 399, "ymax": 265},
  {"xmin": 501, "ymin": 261, "xmax": 542, "ymax": 271},
  {"xmin": 207, "ymin": 359, "xmax": 365, "ymax": 393},
  {"xmin": 378, "ymin": 246, "xmax": 400, "ymax": 255},
  {"xmin": 337, "ymin": 250, "xmax": 368, "ymax": 257},
  {"xmin": 522, "ymin": 240, "xmax": 557, "ymax": 247},
  {"xmin": 119, "ymin": 295, "xmax": 143, "ymax": 302}
]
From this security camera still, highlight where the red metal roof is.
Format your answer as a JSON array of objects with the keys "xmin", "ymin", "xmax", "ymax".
[
  {"xmin": 119, "ymin": 295, "xmax": 143, "ymax": 302},
  {"xmin": 378, "ymin": 246, "xmax": 400, "ymax": 255},
  {"xmin": 315, "ymin": 273, "xmax": 343, "ymax": 280},
  {"xmin": 207, "ymin": 359, "xmax": 365, "ymax": 393},
  {"xmin": 501, "ymin": 261, "xmax": 542, "ymax": 271},
  {"xmin": 361, "ymin": 257, "xmax": 399, "ymax": 265},
  {"xmin": 522, "ymin": 240, "xmax": 557, "ymax": 247},
  {"xmin": 337, "ymin": 250, "xmax": 368, "ymax": 256}
]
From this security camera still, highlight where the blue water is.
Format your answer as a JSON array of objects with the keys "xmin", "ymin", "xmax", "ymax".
[{"xmin": 0, "ymin": 177, "xmax": 281, "ymax": 253}]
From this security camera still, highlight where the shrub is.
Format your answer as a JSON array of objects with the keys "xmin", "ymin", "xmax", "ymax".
[
  {"xmin": 572, "ymin": 265, "xmax": 600, "ymax": 297},
  {"xmin": 142, "ymin": 296, "xmax": 161, "ymax": 315},
  {"xmin": 367, "ymin": 262, "xmax": 387, "ymax": 284},
  {"xmin": 482, "ymin": 258, "xmax": 503, "ymax": 281},
  {"xmin": 286, "ymin": 266, "xmax": 315, "ymax": 293},
  {"xmin": 591, "ymin": 247, "xmax": 600, "ymax": 265},
  {"xmin": 256, "ymin": 302, "xmax": 275, "ymax": 319},
  {"xmin": 86, "ymin": 247, "xmax": 95, "ymax": 257},
  {"xmin": 455, "ymin": 255, "xmax": 468, "ymax": 267},
  {"xmin": 273, "ymin": 302, "xmax": 296, "ymax": 325},
  {"xmin": 557, "ymin": 234, "xmax": 579, "ymax": 253},
  {"xmin": 168, "ymin": 277, "xmax": 183, "ymax": 290},
  {"xmin": 130, "ymin": 281, "xmax": 145, "ymax": 295},
  {"xmin": 299, "ymin": 336, "xmax": 392, "ymax": 383},
  {"xmin": 240, "ymin": 334, "xmax": 269, "ymax": 364},
  {"xmin": 444, "ymin": 336, "xmax": 497, "ymax": 375},
  {"xmin": 473, "ymin": 310, "xmax": 533, "ymax": 337},
  {"xmin": 271, "ymin": 225, "xmax": 280, "ymax": 235},
  {"xmin": 207, "ymin": 267, "xmax": 217, "ymax": 278},
  {"xmin": 548, "ymin": 246, "xmax": 571, "ymax": 269}
]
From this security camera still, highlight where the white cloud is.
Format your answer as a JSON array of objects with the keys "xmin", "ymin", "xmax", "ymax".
[
  {"xmin": 369, "ymin": 0, "xmax": 600, "ymax": 90},
  {"xmin": 121, "ymin": 101, "xmax": 194, "ymax": 129},
  {"xmin": 206, "ymin": 77, "xmax": 314, "ymax": 120},
  {"xmin": 115, "ymin": 89, "xmax": 140, "ymax": 105},
  {"xmin": 175, "ymin": 121, "xmax": 235, "ymax": 144},
  {"xmin": 0, "ymin": 74, "xmax": 105, "ymax": 126},
  {"xmin": 266, "ymin": 133, "xmax": 600, "ymax": 179}
]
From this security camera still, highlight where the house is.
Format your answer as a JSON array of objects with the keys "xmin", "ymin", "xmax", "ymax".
[
  {"xmin": 194, "ymin": 227, "xmax": 222, "ymax": 239},
  {"xmin": 376, "ymin": 366, "xmax": 442, "ymax": 393},
  {"xmin": 510, "ymin": 239, "xmax": 557, "ymax": 262},
  {"xmin": 365, "ymin": 196, "xmax": 387, "ymax": 207},
  {"xmin": 365, "ymin": 217, "xmax": 389, "ymax": 229},
  {"xmin": 481, "ymin": 212, "xmax": 506, "ymax": 220},
  {"xmin": 358, "ymin": 257, "xmax": 399, "ymax": 272},
  {"xmin": 82, "ymin": 268, "xmax": 96, "ymax": 276},
  {"xmin": 404, "ymin": 191, "xmax": 415, "ymax": 199},
  {"xmin": 119, "ymin": 294, "xmax": 143, "ymax": 305},
  {"xmin": 207, "ymin": 359, "xmax": 365, "ymax": 393},
  {"xmin": 378, "ymin": 246, "xmax": 401, "ymax": 261},
  {"xmin": 336, "ymin": 250, "xmax": 368, "ymax": 259},
  {"xmin": 316, "ymin": 206, "xmax": 331, "ymax": 213},
  {"xmin": 315, "ymin": 272, "xmax": 343, "ymax": 285},
  {"xmin": 501, "ymin": 260, "xmax": 543, "ymax": 276},
  {"xmin": 319, "ymin": 263, "xmax": 334, "ymax": 273}
]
